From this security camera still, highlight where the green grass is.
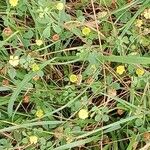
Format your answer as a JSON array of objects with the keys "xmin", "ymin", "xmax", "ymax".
[{"xmin": 0, "ymin": 0, "xmax": 150, "ymax": 149}]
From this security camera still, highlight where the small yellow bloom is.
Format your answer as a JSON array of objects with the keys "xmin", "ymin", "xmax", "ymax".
[
  {"xmin": 116, "ymin": 65, "xmax": 125, "ymax": 75},
  {"xmin": 35, "ymin": 39, "xmax": 43, "ymax": 46},
  {"xmin": 98, "ymin": 11, "xmax": 107, "ymax": 19},
  {"xmin": 91, "ymin": 64, "xmax": 97, "ymax": 72},
  {"xmin": 69, "ymin": 74, "xmax": 78, "ymax": 83},
  {"xmin": 136, "ymin": 68, "xmax": 144, "ymax": 77},
  {"xmin": 39, "ymin": 13, "xmax": 44, "ymax": 18},
  {"xmin": 56, "ymin": 2, "xmax": 64, "ymax": 11},
  {"xmin": 31, "ymin": 63, "xmax": 40, "ymax": 72},
  {"xmin": 143, "ymin": 28, "xmax": 150, "ymax": 35},
  {"xmin": 143, "ymin": 9, "xmax": 150, "ymax": 19},
  {"xmin": 9, "ymin": 0, "xmax": 19, "ymax": 7},
  {"xmin": 36, "ymin": 109, "xmax": 44, "ymax": 118},
  {"xmin": 78, "ymin": 109, "xmax": 88, "ymax": 120},
  {"xmin": 66, "ymin": 136, "xmax": 74, "ymax": 143},
  {"xmin": 82, "ymin": 27, "xmax": 91, "ymax": 36},
  {"xmin": 29, "ymin": 136, "xmax": 38, "ymax": 144},
  {"xmin": 9, "ymin": 55, "xmax": 19, "ymax": 67},
  {"xmin": 130, "ymin": 52, "xmax": 138, "ymax": 55},
  {"xmin": 135, "ymin": 19, "xmax": 143, "ymax": 28}
]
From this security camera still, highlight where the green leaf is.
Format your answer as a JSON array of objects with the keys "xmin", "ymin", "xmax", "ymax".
[
  {"xmin": 52, "ymin": 23, "xmax": 62, "ymax": 34},
  {"xmin": 95, "ymin": 114, "xmax": 102, "ymax": 122},
  {"xmin": 135, "ymin": 118, "xmax": 143, "ymax": 127},
  {"xmin": 53, "ymin": 136, "xmax": 98, "ymax": 150},
  {"xmin": 101, "ymin": 55, "xmax": 150, "ymax": 64},
  {"xmin": 13, "ymin": 130, "xmax": 22, "ymax": 142},
  {"xmin": 102, "ymin": 114, "xmax": 109, "ymax": 122},
  {"xmin": 0, "ymin": 121, "xmax": 64, "ymax": 133},
  {"xmin": 8, "ymin": 68, "xmax": 16, "ymax": 79},
  {"xmin": 0, "ymin": 87, "xmax": 11, "ymax": 91},
  {"xmin": 23, "ymin": 30, "xmax": 33, "ymax": 39},
  {"xmin": 99, "ymin": 0, "xmax": 112, "ymax": 7},
  {"xmin": 43, "ymin": 25, "xmax": 51, "ymax": 38}
]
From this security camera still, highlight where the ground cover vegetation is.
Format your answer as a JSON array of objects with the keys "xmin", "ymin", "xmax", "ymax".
[{"xmin": 0, "ymin": 0, "xmax": 150, "ymax": 149}]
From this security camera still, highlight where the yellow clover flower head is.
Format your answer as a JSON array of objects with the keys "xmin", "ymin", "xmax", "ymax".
[
  {"xmin": 31, "ymin": 63, "xmax": 40, "ymax": 72},
  {"xmin": 82, "ymin": 27, "xmax": 91, "ymax": 36},
  {"xmin": 78, "ymin": 109, "xmax": 88, "ymax": 120},
  {"xmin": 36, "ymin": 39, "xmax": 43, "ymax": 46},
  {"xmin": 143, "ymin": 9, "xmax": 150, "ymax": 19},
  {"xmin": 36, "ymin": 109, "xmax": 44, "ymax": 118},
  {"xmin": 56, "ymin": 2, "xmax": 64, "ymax": 11},
  {"xmin": 39, "ymin": 13, "xmax": 44, "ymax": 18},
  {"xmin": 136, "ymin": 68, "xmax": 144, "ymax": 77},
  {"xmin": 116, "ymin": 65, "xmax": 125, "ymax": 75},
  {"xmin": 9, "ymin": 0, "xmax": 19, "ymax": 7},
  {"xmin": 29, "ymin": 136, "xmax": 38, "ymax": 144},
  {"xmin": 91, "ymin": 64, "xmax": 97, "ymax": 72},
  {"xmin": 135, "ymin": 19, "xmax": 143, "ymax": 28},
  {"xmin": 9, "ymin": 55, "xmax": 19, "ymax": 67},
  {"xmin": 69, "ymin": 74, "xmax": 78, "ymax": 83}
]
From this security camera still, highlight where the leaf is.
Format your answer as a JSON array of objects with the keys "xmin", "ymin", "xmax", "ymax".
[
  {"xmin": 115, "ymin": 10, "xmax": 131, "ymax": 23},
  {"xmin": 43, "ymin": 25, "xmax": 51, "ymax": 38},
  {"xmin": 53, "ymin": 136, "xmax": 98, "ymax": 150},
  {"xmin": 101, "ymin": 55, "xmax": 150, "ymax": 64},
  {"xmin": 13, "ymin": 130, "xmax": 22, "ymax": 142},
  {"xmin": 100, "ymin": 0, "xmax": 112, "ymax": 6},
  {"xmin": 0, "ymin": 121, "xmax": 64, "ymax": 133},
  {"xmin": 8, "ymin": 68, "xmax": 16, "ymax": 79},
  {"xmin": 23, "ymin": 30, "xmax": 33, "ymax": 39},
  {"xmin": 102, "ymin": 114, "xmax": 109, "ymax": 122},
  {"xmin": 95, "ymin": 114, "xmax": 102, "ymax": 122},
  {"xmin": 104, "ymin": 124, "xmax": 121, "ymax": 133},
  {"xmin": 135, "ymin": 118, "xmax": 143, "ymax": 127},
  {"xmin": 0, "ymin": 87, "xmax": 10, "ymax": 91},
  {"xmin": 52, "ymin": 23, "xmax": 62, "ymax": 34}
]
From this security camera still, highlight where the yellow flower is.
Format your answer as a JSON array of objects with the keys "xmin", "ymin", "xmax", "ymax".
[
  {"xmin": 69, "ymin": 74, "xmax": 78, "ymax": 83},
  {"xmin": 9, "ymin": 55, "xmax": 19, "ymax": 67},
  {"xmin": 143, "ymin": 9, "xmax": 150, "ymax": 19},
  {"xmin": 98, "ymin": 11, "xmax": 107, "ymax": 19},
  {"xmin": 29, "ymin": 136, "xmax": 38, "ymax": 144},
  {"xmin": 116, "ymin": 65, "xmax": 125, "ymax": 75},
  {"xmin": 39, "ymin": 13, "xmax": 44, "ymax": 18},
  {"xmin": 130, "ymin": 52, "xmax": 138, "ymax": 55},
  {"xmin": 31, "ymin": 63, "xmax": 40, "ymax": 72},
  {"xmin": 91, "ymin": 64, "xmax": 97, "ymax": 72},
  {"xmin": 135, "ymin": 19, "xmax": 143, "ymax": 28},
  {"xmin": 143, "ymin": 28, "xmax": 150, "ymax": 35},
  {"xmin": 36, "ymin": 109, "xmax": 44, "ymax": 118},
  {"xmin": 82, "ymin": 27, "xmax": 91, "ymax": 36},
  {"xmin": 56, "ymin": 2, "xmax": 64, "ymax": 11},
  {"xmin": 136, "ymin": 68, "xmax": 144, "ymax": 77},
  {"xmin": 9, "ymin": 0, "xmax": 19, "ymax": 7},
  {"xmin": 66, "ymin": 136, "xmax": 74, "ymax": 143},
  {"xmin": 78, "ymin": 109, "xmax": 88, "ymax": 120},
  {"xmin": 35, "ymin": 39, "xmax": 43, "ymax": 46}
]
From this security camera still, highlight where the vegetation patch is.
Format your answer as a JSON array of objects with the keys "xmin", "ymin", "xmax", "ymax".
[{"xmin": 0, "ymin": 0, "xmax": 150, "ymax": 149}]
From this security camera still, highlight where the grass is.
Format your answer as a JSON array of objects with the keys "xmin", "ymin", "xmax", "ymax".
[{"xmin": 0, "ymin": 0, "xmax": 150, "ymax": 149}]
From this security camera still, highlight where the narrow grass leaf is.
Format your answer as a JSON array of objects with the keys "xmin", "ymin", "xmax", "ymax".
[{"xmin": 53, "ymin": 136, "xmax": 98, "ymax": 150}]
